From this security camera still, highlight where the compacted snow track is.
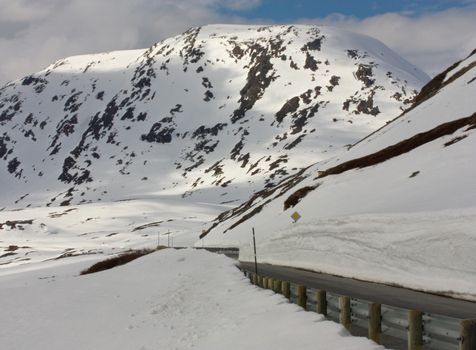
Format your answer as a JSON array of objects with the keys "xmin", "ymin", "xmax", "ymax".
[{"xmin": 0, "ymin": 249, "xmax": 385, "ymax": 350}]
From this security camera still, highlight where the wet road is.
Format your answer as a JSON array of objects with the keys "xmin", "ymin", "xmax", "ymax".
[{"xmin": 240, "ymin": 261, "xmax": 476, "ymax": 320}]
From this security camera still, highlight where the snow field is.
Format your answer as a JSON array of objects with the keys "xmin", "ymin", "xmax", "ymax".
[
  {"xmin": 237, "ymin": 209, "xmax": 476, "ymax": 301},
  {"xmin": 0, "ymin": 248, "xmax": 384, "ymax": 350},
  {"xmin": 0, "ymin": 197, "xmax": 226, "ymax": 268}
]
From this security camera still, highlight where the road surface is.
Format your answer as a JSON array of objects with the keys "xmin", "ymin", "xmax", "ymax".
[{"xmin": 240, "ymin": 261, "xmax": 476, "ymax": 320}]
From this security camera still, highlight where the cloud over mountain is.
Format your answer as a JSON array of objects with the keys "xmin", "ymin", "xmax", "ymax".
[{"xmin": 1, "ymin": 0, "xmax": 475, "ymax": 84}]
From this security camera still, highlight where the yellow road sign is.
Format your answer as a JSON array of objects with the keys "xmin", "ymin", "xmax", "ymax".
[{"xmin": 291, "ymin": 211, "xmax": 301, "ymax": 222}]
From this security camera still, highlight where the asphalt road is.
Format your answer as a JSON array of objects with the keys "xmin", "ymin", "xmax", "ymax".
[{"xmin": 240, "ymin": 261, "xmax": 476, "ymax": 320}]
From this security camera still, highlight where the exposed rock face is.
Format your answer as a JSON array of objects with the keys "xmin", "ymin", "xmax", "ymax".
[{"xmin": 0, "ymin": 24, "xmax": 427, "ymax": 207}]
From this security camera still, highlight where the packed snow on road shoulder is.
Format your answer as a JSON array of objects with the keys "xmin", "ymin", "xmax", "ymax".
[{"xmin": 0, "ymin": 248, "xmax": 384, "ymax": 350}]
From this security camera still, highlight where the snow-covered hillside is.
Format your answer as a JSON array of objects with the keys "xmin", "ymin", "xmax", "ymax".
[
  {"xmin": 202, "ymin": 49, "xmax": 476, "ymax": 300},
  {"xmin": 0, "ymin": 24, "xmax": 427, "ymax": 209}
]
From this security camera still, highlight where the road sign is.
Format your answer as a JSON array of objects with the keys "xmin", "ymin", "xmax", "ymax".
[{"xmin": 291, "ymin": 211, "xmax": 301, "ymax": 223}]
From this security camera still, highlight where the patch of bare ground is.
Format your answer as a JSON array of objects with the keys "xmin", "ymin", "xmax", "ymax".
[
  {"xmin": 41, "ymin": 249, "xmax": 96, "ymax": 261},
  {"xmin": 281, "ymin": 113, "xmax": 476, "ymax": 213},
  {"xmin": 0, "ymin": 257, "xmax": 30, "ymax": 265},
  {"xmin": 351, "ymin": 54, "xmax": 476, "ymax": 150},
  {"xmin": 444, "ymin": 135, "xmax": 468, "ymax": 147},
  {"xmin": 0, "ymin": 246, "xmax": 31, "ymax": 259},
  {"xmin": 411, "ymin": 56, "xmax": 476, "ymax": 111},
  {"xmin": 410, "ymin": 62, "xmax": 460, "ymax": 109},
  {"xmin": 80, "ymin": 248, "xmax": 164, "ymax": 275},
  {"xmin": 316, "ymin": 112, "xmax": 476, "ymax": 179},
  {"xmin": 0, "ymin": 220, "xmax": 33, "ymax": 230},
  {"xmin": 132, "ymin": 221, "xmax": 163, "ymax": 232},
  {"xmin": 48, "ymin": 208, "xmax": 77, "ymax": 218},
  {"xmin": 53, "ymin": 248, "xmax": 91, "ymax": 260},
  {"xmin": 283, "ymin": 184, "xmax": 320, "ymax": 210}
]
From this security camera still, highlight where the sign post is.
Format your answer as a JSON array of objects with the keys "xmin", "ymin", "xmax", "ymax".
[
  {"xmin": 252, "ymin": 227, "xmax": 258, "ymax": 275},
  {"xmin": 163, "ymin": 230, "xmax": 171, "ymax": 247}
]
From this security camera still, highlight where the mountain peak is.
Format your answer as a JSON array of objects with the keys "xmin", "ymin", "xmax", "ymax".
[{"xmin": 0, "ymin": 24, "xmax": 427, "ymax": 208}]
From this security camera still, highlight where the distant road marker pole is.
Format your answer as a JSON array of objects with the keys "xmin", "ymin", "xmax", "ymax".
[
  {"xmin": 252, "ymin": 227, "xmax": 258, "ymax": 275},
  {"xmin": 163, "ymin": 230, "xmax": 171, "ymax": 247}
]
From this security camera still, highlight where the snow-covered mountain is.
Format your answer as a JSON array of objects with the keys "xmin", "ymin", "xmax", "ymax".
[
  {"xmin": 0, "ymin": 24, "xmax": 430, "ymax": 268},
  {"xmin": 202, "ymin": 49, "xmax": 476, "ymax": 300},
  {"xmin": 0, "ymin": 24, "xmax": 427, "ymax": 209}
]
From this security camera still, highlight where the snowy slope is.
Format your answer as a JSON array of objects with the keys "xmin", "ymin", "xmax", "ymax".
[
  {"xmin": 0, "ymin": 249, "xmax": 384, "ymax": 350},
  {"xmin": 0, "ymin": 197, "xmax": 222, "ymax": 267},
  {"xmin": 202, "ymin": 49, "xmax": 476, "ymax": 300},
  {"xmin": 0, "ymin": 24, "xmax": 427, "ymax": 209}
]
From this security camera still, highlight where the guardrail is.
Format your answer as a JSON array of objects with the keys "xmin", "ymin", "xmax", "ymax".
[
  {"xmin": 242, "ymin": 270, "xmax": 476, "ymax": 350},
  {"xmin": 196, "ymin": 247, "xmax": 239, "ymax": 259}
]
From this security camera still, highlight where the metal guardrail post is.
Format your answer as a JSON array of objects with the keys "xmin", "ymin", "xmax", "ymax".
[
  {"xmin": 281, "ymin": 281, "xmax": 290, "ymax": 299},
  {"xmin": 408, "ymin": 310, "xmax": 423, "ymax": 350},
  {"xmin": 297, "ymin": 285, "xmax": 307, "ymax": 309},
  {"xmin": 317, "ymin": 290, "xmax": 327, "ymax": 316},
  {"xmin": 242, "ymin": 267, "xmax": 467, "ymax": 349},
  {"xmin": 273, "ymin": 279, "xmax": 281, "ymax": 293},
  {"xmin": 368, "ymin": 303, "xmax": 382, "ymax": 344},
  {"xmin": 268, "ymin": 278, "xmax": 274, "ymax": 290},
  {"xmin": 460, "ymin": 319, "xmax": 476, "ymax": 350},
  {"xmin": 339, "ymin": 296, "xmax": 351, "ymax": 331}
]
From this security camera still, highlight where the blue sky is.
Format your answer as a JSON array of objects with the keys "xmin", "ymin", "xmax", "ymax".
[
  {"xmin": 0, "ymin": 0, "xmax": 475, "ymax": 83},
  {"xmin": 219, "ymin": 0, "xmax": 476, "ymax": 20}
]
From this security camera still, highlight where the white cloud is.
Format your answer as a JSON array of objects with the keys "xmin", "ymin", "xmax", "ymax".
[
  {"xmin": 220, "ymin": 0, "xmax": 262, "ymax": 10},
  {"xmin": 0, "ymin": 1, "xmax": 475, "ymax": 85},
  {"xmin": 0, "ymin": 0, "xmax": 56, "ymax": 22},
  {"xmin": 305, "ymin": 7, "xmax": 476, "ymax": 76},
  {"xmin": 0, "ymin": 0, "xmax": 261, "ymax": 84}
]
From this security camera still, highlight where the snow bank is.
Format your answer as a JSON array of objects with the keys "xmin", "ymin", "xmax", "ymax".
[{"xmin": 239, "ymin": 208, "xmax": 476, "ymax": 301}]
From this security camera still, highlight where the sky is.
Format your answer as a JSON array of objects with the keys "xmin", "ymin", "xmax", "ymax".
[{"xmin": 1, "ymin": 0, "xmax": 476, "ymax": 85}]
